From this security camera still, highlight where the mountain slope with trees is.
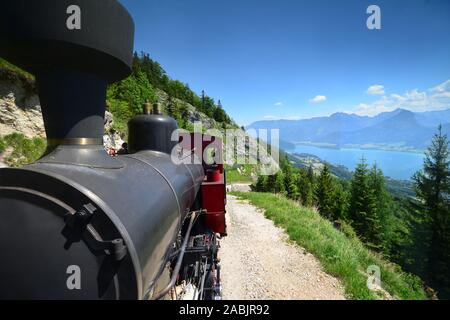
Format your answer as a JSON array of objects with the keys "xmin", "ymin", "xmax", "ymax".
[
  {"xmin": 253, "ymin": 125, "xmax": 450, "ymax": 299},
  {"xmin": 105, "ymin": 52, "xmax": 236, "ymax": 135},
  {"xmin": 1, "ymin": 53, "xmax": 236, "ymax": 135}
]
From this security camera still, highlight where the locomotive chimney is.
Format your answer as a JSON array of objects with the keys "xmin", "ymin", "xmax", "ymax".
[
  {"xmin": 0, "ymin": 0, "xmax": 134, "ymax": 153},
  {"xmin": 37, "ymin": 69, "xmax": 107, "ymax": 148}
]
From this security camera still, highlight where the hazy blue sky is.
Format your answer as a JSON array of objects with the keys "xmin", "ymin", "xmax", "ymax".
[{"xmin": 120, "ymin": 0, "xmax": 450, "ymax": 125}]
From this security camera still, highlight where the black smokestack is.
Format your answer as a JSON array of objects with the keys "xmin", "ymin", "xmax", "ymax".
[
  {"xmin": 0, "ymin": 0, "xmax": 134, "ymax": 147},
  {"xmin": 37, "ymin": 69, "xmax": 107, "ymax": 146}
]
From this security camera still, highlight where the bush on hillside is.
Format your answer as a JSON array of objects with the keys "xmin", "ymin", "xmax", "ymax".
[{"xmin": 0, "ymin": 133, "xmax": 46, "ymax": 166}]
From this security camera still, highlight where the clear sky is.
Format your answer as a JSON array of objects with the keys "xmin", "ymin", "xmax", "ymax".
[{"xmin": 119, "ymin": 0, "xmax": 450, "ymax": 126}]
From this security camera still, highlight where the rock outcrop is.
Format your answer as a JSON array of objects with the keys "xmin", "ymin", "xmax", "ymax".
[
  {"xmin": 155, "ymin": 89, "xmax": 218, "ymax": 130},
  {"xmin": 0, "ymin": 83, "xmax": 125, "ymax": 151},
  {"xmin": 0, "ymin": 146, "xmax": 12, "ymax": 168},
  {"xmin": 103, "ymin": 110, "xmax": 125, "ymax": 150},
  {"xmin": 0, "ymin": 80, "xmax": 44, "ymax": 138}
]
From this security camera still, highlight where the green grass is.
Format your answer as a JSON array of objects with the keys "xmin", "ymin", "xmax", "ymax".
[
  {"xmin": 226, "ymin": 169, "xmax": 253, "ymax": 183},
  {"xmin": 0, "ymin": 58, "xmax": 36, "ymax": 93},
  {"xmin": 230, "ymin": 191, "xmax": 428, "ymax": 300},
  {"xmin": 106, "ymin": 98, "xmax": 133, "ymax": 137},
  {"xmin": 226, "ymin": 164, "xmax": 255, "ymax": 184},
  {"xmin": 0, "ymin": 138, "xmax": 6, "ymax": 154},
  {"xmin": 0, "ymin": 58, "xmax": 34, "ymax": 81},
  {"xmin": 0, "ymin": 133, "xmax": 46, "ymax": 167}
]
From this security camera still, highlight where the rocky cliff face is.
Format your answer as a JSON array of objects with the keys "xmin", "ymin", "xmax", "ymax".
[
  {"xmin": 155, "ymin": 88, "xmax": 218, "ymax": 129},
  {"xmin": 0, "ymin": 80, "xmax": 125, "ymax": 152},
  {"xmin": 0, "ymin": 80, "xmax": 44, "ymax": 138},
  {"xmin": 103, "ymin": 110, "xmax": 125, "ymax": 150}
]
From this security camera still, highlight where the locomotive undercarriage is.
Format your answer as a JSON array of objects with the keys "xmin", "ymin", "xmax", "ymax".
[{"xmin": 171, "ymin": 214, "xmax": 222, "ymax": 300}]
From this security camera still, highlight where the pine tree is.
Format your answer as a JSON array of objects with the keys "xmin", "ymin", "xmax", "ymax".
[
  {"xmin": 315, "ymin": 165, "xmax": 335, "ymax": 220},
  {"xmin": 279, "ymin": 155, "xmax": 291, "ymax": 171},
  {"xmin": 274, "ymin": 171, "xmax": 286, "ymax": 195},
  {"xmin": 331, "ymin": 181, "xmax": 349, "ymax": 221},
  {"xmin": 255, "ymin": 175, "xmax": 268, "ymax": 192},
  {"xmin": 368, "ymin": 164, "xmax": 391, "ymax": 250},
  {"xmin": 287, "ymin": 174, "xmax": 299, "ymax": 200},
  {"xmin": 213, "ymin": 105, "xmax": 228, "ymax": 123},
  {"xmin": 307, "ymin": 165, "xmax": 315, "ymax": 184},
  {"xmin": 166, "ymin": 95, "xmax": 176, "ymax": 117},
  {"xmin": 349, "ymin": 158, "xmax": 382, "ymax": 250},
  {"xmin": 201, "ymin": 90, "xmax": 205, "ymax": 106},
  {"xmin": 385, "ymin": 199, "xmax": 416, "ymax": 265},
  {"xmin": 283, "ymin": 160, "xmax": 298, "ymax": 199},
  {"xmin": 297, "ymin": 169, "xmax": 314, "ymax": 207},
  {"xmin": 266, "ymin": 173, "xmax": 277, "ymax": 193},
  {"xmin": 413, "ymin": 125, "xmax": 450, "ymax": 297}
]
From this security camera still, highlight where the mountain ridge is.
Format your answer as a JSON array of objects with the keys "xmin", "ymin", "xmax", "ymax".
[{"xmin": 247, "ymin": 108, "xmax": 450, "ymax": 150}]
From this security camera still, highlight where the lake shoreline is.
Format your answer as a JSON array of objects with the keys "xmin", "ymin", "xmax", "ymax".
[
  {"xmin": 288, "ymin": 142, "xmax": 425, "ymax": 155},
  {"xmin": 286, "ymin": 143, "xmax": 425, "ymax": 181}
]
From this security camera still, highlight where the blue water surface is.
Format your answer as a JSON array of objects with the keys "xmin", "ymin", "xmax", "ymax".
[{"xmin": 290, "ymin": 145, "xmax": 425, "ymax": 181}]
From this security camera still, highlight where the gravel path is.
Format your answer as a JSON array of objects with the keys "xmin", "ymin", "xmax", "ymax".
[
  {"xmin": 226, "ymin": 183, "xmax": 252, "ymax": 193},
  {"xmin": 220, "ymin": 195, "xmax": 346, "ymax": 300}
]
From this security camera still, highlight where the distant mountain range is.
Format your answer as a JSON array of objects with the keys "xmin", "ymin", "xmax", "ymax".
[{"xmin": 247, "ymin": 109, "xmax": 450, "ymax": 151}]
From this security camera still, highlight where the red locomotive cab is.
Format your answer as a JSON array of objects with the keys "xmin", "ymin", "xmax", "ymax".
[
  {"xmin": 202, "ymin": 169, "xmax": 227, "ymax": 236},
  {"xmin": 179, "ymin": 132, "xmax": 227, "ymax": 236},
  {"xmin": 207, "ymin": 167, "xmax": 221, "ymax": 182},
  {"xmin": 201, "ymin": 135, "xmax": 227, "ymax": 236}
]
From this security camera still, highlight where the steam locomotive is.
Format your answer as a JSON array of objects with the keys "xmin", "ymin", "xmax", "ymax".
[{"xmin": 0, "ymin": 0, "xmax": 226, "ymax": 300}]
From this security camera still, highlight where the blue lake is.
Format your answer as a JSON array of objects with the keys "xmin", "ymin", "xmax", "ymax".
[{"xmin": 290, "ymin": 145, "xmax": 426, "ymax": 181}]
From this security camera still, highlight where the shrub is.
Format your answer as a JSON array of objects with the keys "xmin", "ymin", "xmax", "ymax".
[{"xmin": 1, "ymin": 133, "xmax": 46, "ymax": 167}]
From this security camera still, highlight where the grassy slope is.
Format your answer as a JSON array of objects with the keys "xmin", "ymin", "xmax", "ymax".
[
  {"xmin": 0, "ymin": 58, "xmax": 33, "ymax": 78},
  {"xmin": 0, "ymin": 138, "xmax": 5, "ymax": 153},
  {"xmin": 0, "ymin": 58, "xmax": 36, "ymax": 92},
  {"xmin": 230, "ymin": 191, "xmax": 427, "ymax": 300},
  {"xmin": 226, "ymin": 165, "xmax": 254, "ymax": 184},
  {"xmin": 0, "ymin": 61, "xmax": 44, "ymax": 166},
  {"xmin": 0, "ymin": 133, "xmax": 46, "ymax": 167}
]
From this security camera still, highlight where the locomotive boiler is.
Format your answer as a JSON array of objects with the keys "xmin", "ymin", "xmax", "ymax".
[{"xmin": 0, "ymin": 0, "xmax": 226, "ymax": 300}]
